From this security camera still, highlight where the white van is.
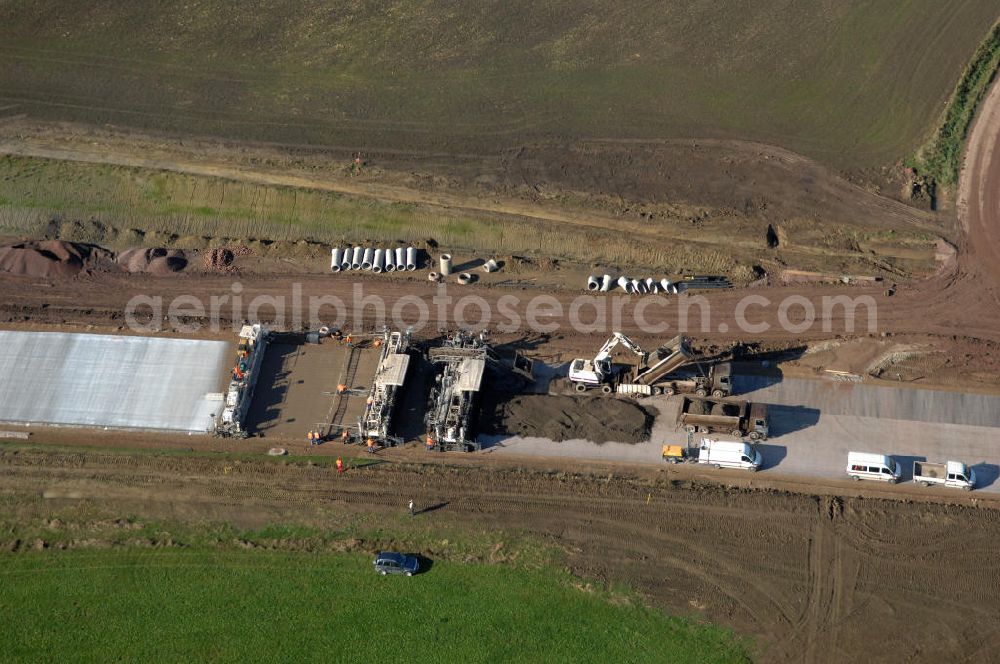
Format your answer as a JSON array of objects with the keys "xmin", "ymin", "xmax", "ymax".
[
  {"xmin": 698, "ymin": 439, "xmax": 762, "ymax": 471},
  {"xmin": 846, "ymin": 452, "xmax": 901, "ymax": 484}
]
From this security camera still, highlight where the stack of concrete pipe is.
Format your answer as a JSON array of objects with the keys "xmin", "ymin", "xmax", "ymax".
[
  {"xmin": 330, "ymin": 246, "xmax": 419, "ymax": 273},
  {"xmin": 587, "ymin": 275, "xmax": 682, "ymax": 295}
]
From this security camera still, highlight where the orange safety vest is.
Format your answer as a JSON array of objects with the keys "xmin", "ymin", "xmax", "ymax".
[{"xmin": 336, "ymin": 458, "xmax": 344, "ymax": 470}]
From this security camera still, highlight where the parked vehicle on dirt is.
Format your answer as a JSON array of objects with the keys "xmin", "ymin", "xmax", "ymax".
[
  {"xmin": 846, "ymin": 452, "xmax": 901, "ymax": 483},
  {"xmin": 662, "ymin": 439, "xmax": 762, "ymax": 471},
  {"xmin": 913, "ymin": 460, "xmax": 975, "ymax": 490},
  {"xmin": 373, "ymin": 551, "xmax": 420, "ymax": 576},
  {"xmin": 569, "ymin": 333, "xmax": 732, "ymax": 397},
  {"xmin": 675, "ymin": 395, "xmax": 769, "ymax": 441}
]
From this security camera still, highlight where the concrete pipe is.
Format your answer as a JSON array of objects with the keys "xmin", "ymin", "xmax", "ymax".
[
  {"xmin": 318, "ymin": 326, "xmax": 330, "ymax": 337},
  {"xmin": 439, "ymin": 253, "xmax": 453, "ymax": 276},
  {"xmin": 483, "ymin": 259, "xmax": 499, "ymax": 273},
  {"xmin": 406, "ymin": 246, "xmax": 418, "ymax": 271},
  {"xmin": 632, "ymin": 279, "xmax": 646, "ymax": 294},
  {"xmin": 428, "ymin": 271, "xmax": 440, "ymax": 282},
  {"xmin": 384, "ymin": 249, "xmax": 396, "ymax": 272},
  {"xmin": 617, "ymin": 276, "xmax": 631, "ymax": 292},
  {"xmin": 361, "ymin": 247, "xmax": 375, "ymax": 270},
  {"xmin": 456, "ymin": 272, "xmax": 472, "ymax": 285},
  {"xmin": 600, "ymin": 274, "xmax": 613, "ymax": 292},
  {"xmin": 645, "ymin": 278, "xmax": 657, "ymax": 293},
  {"xmin": 395, "ymin": 247, "xmax": 406, "ymax": 270},
  {"xmin": 660, "ymin": 278, "xmax": 672, "ymax": 293},
  {"xmin": 351, "ymin": 247, "xmax": 363, "ymax": 270},
  {"xmin": 341, "ymin": 250, "xmax": 353, "ymax": 271},
  {"xmin": 587, "ymin": 275, "xmax": 600, "ymax": 291},
  {"xmin": 372, "ymin": 248, "xmax": 385, "ymax": 273},
  {"xmin": 331, "ymin": 248, "xmax": 343, "ymax": 272}
]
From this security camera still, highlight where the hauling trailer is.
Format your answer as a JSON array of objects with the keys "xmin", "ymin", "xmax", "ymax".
[{"xmin": 676, "ymin": 395, "xmax": 769, "ymax": 441}]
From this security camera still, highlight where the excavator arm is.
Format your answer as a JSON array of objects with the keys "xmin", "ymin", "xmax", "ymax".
[{"xmin": 594, "ymin": 332, "xmax": 648, "ymax": 363}]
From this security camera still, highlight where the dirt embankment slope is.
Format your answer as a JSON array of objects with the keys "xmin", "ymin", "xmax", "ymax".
[{"xmin": 3, "ymin": 447, "xmax": 999, "ymax": 664}]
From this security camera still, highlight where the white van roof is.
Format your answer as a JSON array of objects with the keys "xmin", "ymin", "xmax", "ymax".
[
  {"xmin": 848, "ymin": 451, "xmax": 892, "ymax": 465},
  {"xmin": 701, "ymin": 439, "xmax": 751, "ymax": 453}
]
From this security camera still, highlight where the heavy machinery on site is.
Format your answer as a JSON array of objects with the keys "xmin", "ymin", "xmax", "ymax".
[
  {"xmin": 662, "ymin": 438, "xmax": 763, "ymax": 471},
  {"xmin": 568, "ymin": 333, "xmax": 732, "ymax": 397},
  {"xmin": 425, "ymin": 330, "xmax": 533, "ymax": 452},
  {"xmin": 216, "ymin": 323, "xmax": 270, "ymax": 438},
  {"xmin": 675, "ymin": 395, "xmax": 769, "ymax": 441},
  {"xmin": 357, "ymin": 328, "xmax": 412, "ymax": 447}
]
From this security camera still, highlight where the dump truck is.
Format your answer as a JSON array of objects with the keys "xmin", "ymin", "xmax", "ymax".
[
  {"xmin": 913, "ymin": 460, "xmax": 976, "ymax": 490},
  {"xmin": 662, "ymin": 438, "xmax": 762, "ymax": 471},
  {"xmin": 568, "ymin": 333, "xmax": 732, "ymax": 397},
  {"xmin": 675, "ymin": 395, "xmax": 769, "ymax": 441}
]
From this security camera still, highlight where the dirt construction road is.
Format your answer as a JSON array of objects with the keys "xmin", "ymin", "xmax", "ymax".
[{"xmin": 2, "ymin": 447, "xmax": 999, "ymax": 664}]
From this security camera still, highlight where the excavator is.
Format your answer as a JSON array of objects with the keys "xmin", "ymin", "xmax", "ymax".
[{"xmin": 568, "ymin": 333, "xmax": 732, "ymax": 397}]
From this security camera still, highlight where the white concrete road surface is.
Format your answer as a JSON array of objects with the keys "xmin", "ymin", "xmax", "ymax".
[
  {"xmin": 0, "ymin": 331, "xmax": 230, "ymax": 433},
  {"xmin": 480, "ymin": 375, "xmax": 1000, "ymax": 494}
]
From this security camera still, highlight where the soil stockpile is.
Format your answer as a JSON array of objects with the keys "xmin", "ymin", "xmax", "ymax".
[
  {"xmin": 0, "ymin": 240, "xmax": 112, "ymax": 278},
  {"xmin": 482, "ymin": 394, "xmax": 653, "ymax": 444},
  {"xmin": 116, "ymin": 247, "xmax": 188, "ymax": 275}
]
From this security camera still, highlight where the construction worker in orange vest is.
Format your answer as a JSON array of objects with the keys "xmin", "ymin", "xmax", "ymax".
[
  {"xmin": 336, "ymin": 457, "xmax": 344, "ymax": 474},
  {"xmin": 367, "ymin": 438, "xmax": 376, "ymax": 454},
  {"xmin": 425, "ymin": 435, "xmax": 434, "ymax": 451}
]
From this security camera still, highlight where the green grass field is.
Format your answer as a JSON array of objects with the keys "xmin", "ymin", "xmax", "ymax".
[
  {"xmin": 0, "ymin": 550, "xmax": 749, "ymax": 663},
  {"xmin": 1, "ymin": 1, "xmax": 996, "ymax": 170}
]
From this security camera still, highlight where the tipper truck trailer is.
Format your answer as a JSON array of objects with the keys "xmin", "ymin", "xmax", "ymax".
[{"xmin": 676, "ymin": 395, "xmax": 769, "ymax": 441}]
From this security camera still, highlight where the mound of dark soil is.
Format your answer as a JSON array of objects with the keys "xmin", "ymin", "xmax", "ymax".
[
  {"xmin": 117, "ymin": 247, "xmax": 188, "ymax": 275},
  {"xmin": 481, "ymin": 394, "xmax": 654, "ymax": 444},
  {"xmin": 204, "ymin": 245, "xmax": 251, "ymax": 273},
  {"xmin": 0, "ymin": 240, "xmax": 113, "ymax": 278}
]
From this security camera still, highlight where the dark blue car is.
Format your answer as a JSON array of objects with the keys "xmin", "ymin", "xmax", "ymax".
[{"xmin": 373, "ymin": 551, "xmax": 420, "ymax": 576}]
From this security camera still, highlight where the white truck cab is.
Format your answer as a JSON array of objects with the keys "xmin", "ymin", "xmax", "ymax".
[
  {"xmin": 698, "ymin": 439, "xmax": 762, "ymax": 471},
  {"xmin": 846, "ymin": 452, "xmax": 901, "ymax": 484}
]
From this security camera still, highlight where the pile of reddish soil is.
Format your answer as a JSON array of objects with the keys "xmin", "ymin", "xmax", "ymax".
[
  {"xmin": 482, "ymin": 394, "xmax": 653, "ymax": 444},
  {"xmin": 204, "ymin": 245, "xmax": 251, "ymax": 273},
  {"xmin": 116, "ymin": 247, "xmax": 188, "ymax": 275},
  {"xmin": 0, "ymin": 240, "xmax": 112, "ymax": 278}
]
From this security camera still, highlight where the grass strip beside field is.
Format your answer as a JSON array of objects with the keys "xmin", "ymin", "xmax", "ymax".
[
  {"xmin": 0, "ymin": 155, "xmax": 736, "ymax": 272},
  {"xmin": 0, "ymin": 549, "xmax": 749, "ymax": 663},
  {"xmin": 919, "ymin": 20, "xmax": 1000, "ymax": 188}
]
